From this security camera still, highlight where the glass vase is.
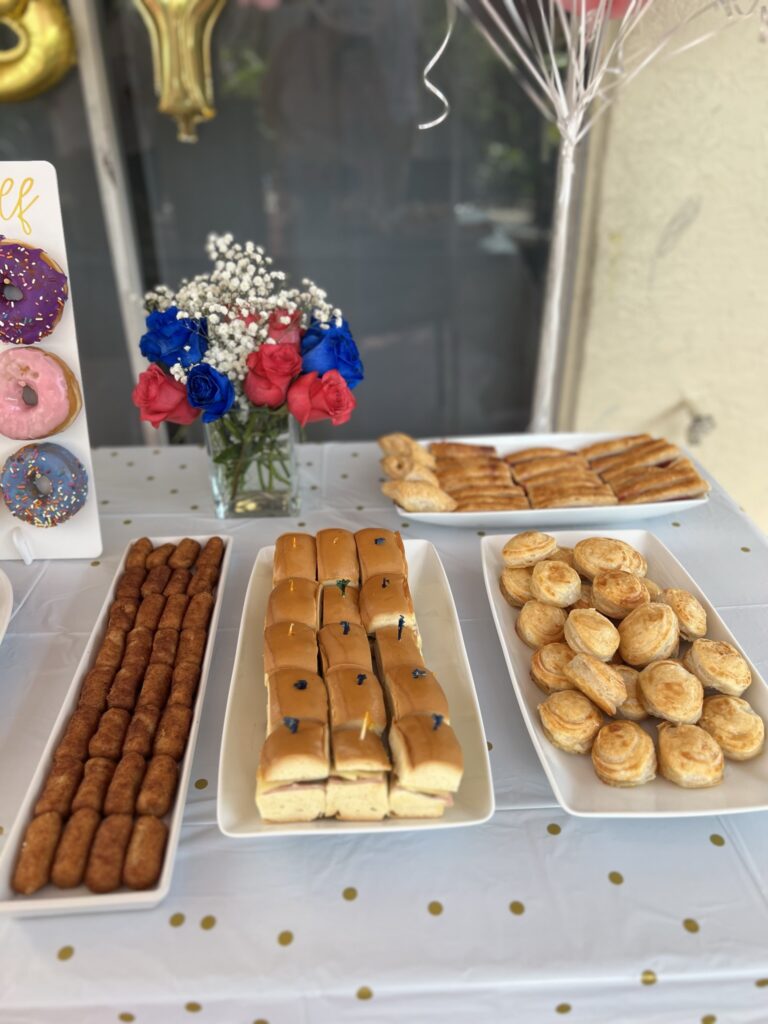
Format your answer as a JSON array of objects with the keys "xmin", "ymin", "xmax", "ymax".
[{"xmin": 204, "ymin": 405, "xmax": 300, "ymax": 518}]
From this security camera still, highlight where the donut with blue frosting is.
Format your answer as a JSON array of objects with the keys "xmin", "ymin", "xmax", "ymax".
[
  {"xmin": 0, "ymin": 237, "xmax": 69, "ymax": 345},
  {"xmin": 1, "ymin": 442, "xmax": 88, "ymax": 527}
]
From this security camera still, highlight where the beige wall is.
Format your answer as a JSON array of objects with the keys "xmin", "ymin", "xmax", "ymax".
[{"xmin": 563, "ymin": 3, "xmax": 768, "ymax": 529}]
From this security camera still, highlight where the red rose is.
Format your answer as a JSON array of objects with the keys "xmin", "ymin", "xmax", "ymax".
[
  {"xmin": 268, "ymin": 308, "xmax": 302, "ymax": 346},
  {"xmin": 287, "ymin": 369, "xmax": 356, "ymax": 427},
  {"xmin": 132, "ymin": 364, "xmax": 199, "ymax": 428},
  {"xmin": 244, "ymin": 343, "xmax": 303, "ymax": 408}
]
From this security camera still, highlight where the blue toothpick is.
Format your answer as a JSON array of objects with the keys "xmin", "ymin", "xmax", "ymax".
[
  {"xmin": 374, "ymin": 537, "xmax": 385, "ymax": 545},
  {"xmin": 432, "ymin": 714, "xmax": 444, "ymax": 731},
  {"xmin": 412, "ymin": 668, "xmax": 427, "ymax": 679},
  {"xmin": 293, "ymin": 679, "xmax": 308, "ymax": 690},
  {"xmin": 341, "ymin": 620, "xmax": 350, "ymax": 635},
  {"xmin": 397, "ymin": 614, "xmax": 405, "ymax": 640},
  {"xmin": 283, "ymin": 716, "xmax": 299, "ymax": 734},
  {"xmin": 356, "ymin": 673, "xmax": 367, "ymax": 685},
  {"xmin": 336, "ymin": 578, "xmax": 350, "ymax": 596}
]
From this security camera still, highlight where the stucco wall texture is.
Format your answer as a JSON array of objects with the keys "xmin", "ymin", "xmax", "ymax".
[{"xmin": 569, "ymin": 4, "xmax": 768, "ymax": 529}]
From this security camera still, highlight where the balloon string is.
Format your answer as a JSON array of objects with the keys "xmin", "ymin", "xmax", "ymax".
[{"xmin": 418, "ymin": 0, "xmax": 457, "ymax": 130}]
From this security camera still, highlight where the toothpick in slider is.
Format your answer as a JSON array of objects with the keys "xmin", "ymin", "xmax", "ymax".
[{"xmin": 360, "ymin": 711, "xmax": 371, "ymax": 741}]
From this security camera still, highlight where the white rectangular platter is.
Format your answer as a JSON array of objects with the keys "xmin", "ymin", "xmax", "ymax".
[
  {"xmin": 396, "ymin": 434, "xmax": 707, "ymax": 529},
  {"xmin": 482, "ymin": 529, "xmax": 768, "ymax": 817},
  {"xmin": 217, "ymin": 538, "xmax": 494, "ymax": 837},
  {"xmin": 0, "ymin": 533, "xmax": 232, "ymax": 917}
]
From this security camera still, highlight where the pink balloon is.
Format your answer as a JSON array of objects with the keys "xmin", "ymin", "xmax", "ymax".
[{"xmin": 558, "ymin": 0, "xmax": 639, "ymax": 16}]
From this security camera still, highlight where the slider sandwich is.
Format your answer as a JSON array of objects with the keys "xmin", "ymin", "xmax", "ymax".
[
  {"xmin": 354, "ymin": 528, "xmax": 407, "ymax": 584},
  {"xmin": 325, "ymin": 729, "xmax": 391, "ymax": 821},
  {"xmin": 322, "ymin": 582, "xmax": 362, "ymax": 628},
  {"xmin": 273, "ymin": 533, "xmax": 317, "ymax": 585},
  {"xmin": 374, "ymin": 624, "xmax": 425, "ymax": 676},
  {"xmin": 263, "ymin": 621, "xmax": 318, "ymax": 683},
  {"xmin": 318, "ymin": 622, "xmax": 373, "ymax": 674},
  {"xmin": 388, "ymin": 713, "xmax": 463, "ymax": 820},
  {"xmin": 266, "ymin": 578, "xmax": 321, "ymax": 631},
  {"xmin": 324, "ymin": 666, "xmax": 387, "ymax": 735},
  {"xmin": 316, "ymin": 528, "xmax": 360, "ymax": 588},
  {"xmin": 267, "ymin": 669, "xmax": 327, "ymax": 733},
  {"xmin": 379, "ymin": 666, "xmax": 450, "ymax": 723},
  {"xmin": 359, "ymin": 574, "xmax": 417, "ymax": 637},
  {"xmin": 255, "ymin": 717, "xmax": 329, "ymax": 823}
]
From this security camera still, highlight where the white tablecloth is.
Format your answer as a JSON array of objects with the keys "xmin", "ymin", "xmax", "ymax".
[{"xmin": 0, "ymin": 441, "xmax": 767, "ymax": 1024}]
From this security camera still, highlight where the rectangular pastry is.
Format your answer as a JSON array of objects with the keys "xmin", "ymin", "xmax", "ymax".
[
  {"xmin": 354, "ymin": 528, "xmax": 407, "ymax": 584},
  {"xmin": 592, "ymin": 439, "xmax": 679, "ymax": 477},
  {"xmin": 358, "ymin": 574, "xmax": 416, "ymax": 636},
  {"xmin": 428, "ymin": 441, "xmax": 496, "ymax": 458},
  {"xmin": 504, "ymin": 446, "xmax": 568, "ymax": 466},
  {"xmin": 263, "ymin": 622, "xmax": 318, "ymax": 682},
  {"xmin": 316, "ymin": 528, "xmax": 360, "ymax": 588},
  {"xmin": 267, "ymin": 669, "xmax": 328, "ymax": 734},
  {"xmin": 273, "ymin": 533, "xmax": 317, "ymax": 585},
  {"xmin": 324, "ymin": 666, "xmax": 387, "ymax": 735},
  {"xmin": 265, "ymin": 578, "xmax": 321, "ymax": 632},
  {"xmin": 579, "ymin": 433, "xmax": 652, "ymax": 462},
  {"xmin": 511, "ymin": 454, "xmax": 589, "ymax": 484},
  {"xmin": 321, "ymin": 583, "xmax": 362, "ymax": 628},
  {"xmin": 318, "ymin": 622, "xmax": 373, "ymax": 674}
]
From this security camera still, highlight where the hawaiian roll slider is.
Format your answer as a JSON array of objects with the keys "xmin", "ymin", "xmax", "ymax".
[
  {"xmin": 263, "ymin": 621, "xmax": 318, "ymax": 684},
  {"xmin": 379, "ymin": 666, "xmax": 450, "ymax": 723},
  {"xmin": 374, "ymin": 623, "xmax": 425, "ymax": 675},
  {"xmin": 267, "ymin": 669, "xmax": 328, "ymax": 734},
  {"xmin": 266, "ymin": 578, "xmax": 321, "ymax": 631},
  {"xmin": 359, "ymin": 574, "xmax": 417, "ymax": 637},
  {"xmin": 256, "ymin": 717, "xmax": 329, "ymax": 823},
  {"xmin": 318, "ymin": 622, "xmax": 373, "ymax": 675},
  {"xmin": 326, "ymin": 729, "xmax": 391, "ymax": 821},
  {"xmin": 325, "ymin": 666, "xmax": 387, "ymax": 734},
  {"xmin": 273, "ymin": 532, "xmax": 317, "ymax": 585},
  {"xmin": 354, "ymin": 528, "xmax": 407, "ymax": 584},
  {"xmin": 322, "ymin": 582, "xmax": 362, "ymax": 628},
  {"xmin": 388, "ymin": 713, "xmax": 463, "ymax": 795},
  {"xmin": 316, "ymin": 528, "xmax": 360, "ymax": 588}
]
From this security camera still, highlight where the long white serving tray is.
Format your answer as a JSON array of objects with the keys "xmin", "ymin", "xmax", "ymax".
[
  {"xmin": 0, "ymin": 567, "xmax": 12, "ymax": 647},
  {"xmin": 482, "ymin": 529, "xmax": 768, "ymax": 818},
  {"xmin": 217, "ymin": 538, "xmax": 494, "ymax": 837},
  {"xmin": 0, "ymin": 534, "xmax": 232, "ymax": 917},
  {"xmin": 395, "ymin": 434, "xmax": 707, "ymax": 529}
]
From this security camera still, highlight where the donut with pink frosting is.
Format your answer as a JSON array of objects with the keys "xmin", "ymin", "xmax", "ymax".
[
  {"xmin": 0, "ymin": 347, "xmax": 82, "ymax": 439},
  {"xmin": 0, "ymin": 237, "xmax": 68, "ymax": 345}
]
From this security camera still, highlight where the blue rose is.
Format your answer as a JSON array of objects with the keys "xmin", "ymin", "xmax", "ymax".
[
  {"xmin": 300, "ymin": 319, "xmax": 364, "ymax": 390},
  {"xmin": 140, "ymin": 306, "xmax": 208, "ymax": 369},
  {"xmin": 186, "ymin": 363, "xmax": 235, "ymax": 423}
]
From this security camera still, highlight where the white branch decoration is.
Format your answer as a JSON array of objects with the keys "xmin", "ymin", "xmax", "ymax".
[{"xmin": 455, "ymin": 0, "xmax": 759, "ymax": 431}]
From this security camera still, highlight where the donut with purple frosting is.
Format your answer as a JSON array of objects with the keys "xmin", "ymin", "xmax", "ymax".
[
  {"xmin": 0, "ymin": 237, "xmax": 69, "ymax": 345},
  {"xmin": 1, "ymin": 442, "xmax": 88, "ymax": 527}
]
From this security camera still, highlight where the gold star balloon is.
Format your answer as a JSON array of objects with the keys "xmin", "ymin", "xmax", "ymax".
[{"xmin": 0, "ymin": 0, "xmax": 76, "ymax": 103}]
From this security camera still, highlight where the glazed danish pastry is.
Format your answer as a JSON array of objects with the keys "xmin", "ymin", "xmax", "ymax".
[
  {"xmin": 564, "ymin": 608, "xmax": 620, "ymax": 662},
  {"xmin": 530, "ymin": 642, "xmax": 576, "ymax": 694},
  {"xmin": 573, "ymin": 537, "xmax": 648, "ymax": 580},
  {"xmin": 698, "ymin": 695, "xmax": 765, "ymax": 761},
  {"xmin": 530, "ymin": 560, "xmax": 582, "ymax": 608},
  {"xmin": 618, "ymin": 603, "xmax": 679, "ymax": 667},
  {"xmin": 658, "ymin": 588, "xmax": 707, "ymax": 641},
  {"xmin": 683, "ymin": 639, "xmax": 752, "ymax": 697},
  {"xmin": 516, "ymin": 600, "xmax": 567, "ymax": 649},
  {"xmin": 502, "ymin": 531, "xmax": 557, "ymax": 568},
  {"xmin": 657, "ymin": 723, "xmax": 724, "ymax": 788},
  {"xmin": 591, "ymin": 570, "xmax": 650, "ymax": 620},
  {"xmin": 564, "ymin": 653, "xmax": 627, "ymax": 715},
  {"xmin": 638, "ymin": 660, "xmax": 703, "ymax": 724},
  {"xmin": 591, "ymin": 721, "xmax": 657, "ymax": 787},
  {"xmin": 538, "ymin": 690, "xmax": 604, "ymax": 754}
]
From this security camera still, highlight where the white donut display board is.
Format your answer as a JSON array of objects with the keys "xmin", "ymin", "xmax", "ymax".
[{"xmin": 0, "ymin": 161, "xmax": 102, "ymax": 560}]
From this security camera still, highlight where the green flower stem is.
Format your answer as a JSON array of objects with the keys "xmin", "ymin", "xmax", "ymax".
[{"xmin": 209, "ymin": 405, "xmax": 295, "ymax": 511}]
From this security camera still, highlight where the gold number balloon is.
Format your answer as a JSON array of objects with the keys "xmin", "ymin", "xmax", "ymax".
[
  {"xmin": 133, "ymin": 0, "xmax": 228, "ymax": 143},
  {"xmin": 0, "ymin": 0, "xmax": 76, "ymax": 103}
]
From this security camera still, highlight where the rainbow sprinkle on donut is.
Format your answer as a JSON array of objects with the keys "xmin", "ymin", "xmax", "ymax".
[
  {"xmin": 0, "ymin": 237, "xmax": 68, "ymax": 346},
  {"xmin": 1, "ymin": 442, "xmax": 88, "ymax": 527}
]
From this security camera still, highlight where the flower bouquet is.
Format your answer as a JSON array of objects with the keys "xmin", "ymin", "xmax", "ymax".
[{"xmin": 132, "ymin": 234, "xmax": 363, "ymax": 517}]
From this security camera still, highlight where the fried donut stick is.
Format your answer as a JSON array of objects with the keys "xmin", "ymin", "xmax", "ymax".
[
  {"xmin": 85, "ymin": 814, "xmax": 133, "ymax": 893},
  {"xmin": 158, "ymin": 593, "xmax": 189, "ymax": 631},
  {"xmin": 94, "ymin": 628, "xmax": 125, "ymax": 673},
  {"xmin": 169, "ymin": 662, "xmax": 201, "ymax": 708},
  {"xmin": 103, "ymin": 752, "xmax": 147, "ymax": 815},
  {"xmin": 154, "ymin": 705, "xmax": 192, "ymax": 760},
  {"xmin": 141, "ymin": 565, "xmax": 172, "ymax": 597},
  {"xmin": 107, "ymin": 599, "xmax": 138, "ymax": 632},
  {"xmin": 107, "ymin": 663, "xmax": 144, "ymax": 711},
  {"xmin": 195, "ymin": 536, "xmax": 224, "ymax": 571},
  {"xmin": 34, "ymin": 756, "xmax": 83, "ymax": 816},
  {"xmin": 136, "ymin": 754, "xmax": 178, "ymax": 816},
  {"xmin": 123, "ymin": 816, "xmax": 169, "ymax": 890},
  {"xmin": 176, "ymin": 628, "xmax": 207, "ymax": 668},
  {"xmin": 164, "ymin": 568, "xmax": 190, "ymax": 596},
  {"xmin": 136, "ymin": 663, "xmax": 172, "ymax": 710},
  {"xmin": 182, "ymin": 592, "xmax": 214, "ymax": 632},
  {"xmin": 115, "ymin": 567, "xmax": 146, "ymax": 600},
  {"xmin": 150, "ymin": 628, "xmax": 178, "ymax": 667},
  {"xmin": 12, "ymin": 812, "xmax": 62, "ymax": 894},
  {"xmin": 146, "ymin": 543, "xmax": 175, "ymax": 568},
  {"xmin": 123, "ymin": 705, "xmax": 162, "ymax": 757},
  {"xmin": 88, "ymin": 708, "xmax": 131, "ymax": 760},
  {"xmin": 55, "ymin": 706, "xmax": 101, "ymax": 761},
  {"xmin": 187, "ymin": 567, "xmax": 218, "ymax": 596},
  {"xmin": 78, "ymin": 667, "xmax": 115, "ymax": 712},
  {"xmin": 125, "ymin": 537, "xmax": 152, "ymax": 570},
  {"xmin": 135, "ymin": 593, "xmax": 167, "ymax": 631},
  {"xmin": 122, "ymin": 627, "xmax": 153, "ymax": 673},
  {"xmin": 71, "ymin": 757, "xmax": 115, "ymax": 813},
  {"xmin": 169, "ymin": 538, "xmax": 201, "ymax": 570},
  {"xmin": 51, "ymin": 809, "xmax": 100, "ymax": 889}
]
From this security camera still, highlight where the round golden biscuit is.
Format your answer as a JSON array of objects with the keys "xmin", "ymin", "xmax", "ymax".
[
  {"xmin": 499, "ymin": 567, "xmax": 534, "ymax": 608},
  {"xmin": 683, "ymin": 639, "xmax": 752, "ymax": 697},
  {"xmin": 591, "ymin": 570, "xmax": 650, "ymax": 620},
  {"xmin": 564, "ymin": 653, "xmax": 627, "ymax": 715},
  {"xmin": 638, "ymin": 660, "xmax": 703, "ymax": 724},
  {"xmin": 530, "ymin": 560, "xmax": 582, "ymax": 608},
  {"xmin": 614, "ymin": 666, "xmax": 648, "ymax": 722},
  {"xmin": 502, "ymin": 531, "xmax": 558, "ymax": 568},
  {"xmin": 546, "ymin": 546, "xmax": 575, "ymax": 568},
  {"xmin": 570, "ymin": 583, "xmax": 593, "ymax": 610},
  {"xmin": 642, "ymin": 577, "xmax": 662, "ymax": 600},
  {"xmin": 573, "ymin": 537, "xmax": 648, "ymax": 580},
  {"xmin": 515, "ymin": 600, "xmax": 566, "ymax": 649},
  {"xmin": 591, "ymin": 721, "xmax": 657, "ymax": 787},
  {"xmin": 530, "ymin": 642, "xmax": 576, "ymax": 694},
  {"xmin": 699, "ymin": 695, "xmax": 765, "ymax": 761},
  {"xmin": 564, "ymin": 608, "xmax": 620, "ymax": 662},
  {"xmin": 618, "ymin": 603, "xmax": 679, "ymax": 667},
  {"xmin": 657, "ymin": 723, "xmax": 724, "ymax": 788},
  {"xmin": 538, "ymin": 690, "xmax": 604, "ymax": 754},
  {"xmin": 658, "ymin": 588, "xmax": 707, "ymax": 641}
]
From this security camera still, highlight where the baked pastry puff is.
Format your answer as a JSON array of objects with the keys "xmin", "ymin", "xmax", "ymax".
[
  {"xmin": 683, "ymin": 639, "xmax": 752, "ymax": 697},
  {"xmin": 530, "ymin": 560, "xmax": 582, "ymax": 608},
  {"xmin": 570, "ymin": 584, "xmax": 592, "ymax": 610},
  {"xmin": 564, "ymin": 609, "xmax": 620, "ymax": 662},
  {"xmin": 546, "ymin": 546, "xmax": 575, "ymax": 568},
  {"xmin": 573, "ymin": 537, "xmax": 647, "ymax": 580},
  {"xmin": 657, "ymin": 723, "xmax": 724, "ymax": 788},
  {"xmin": 642, "ymin": 578, "xmax": 663, "ymax": 600},
  {"xmin": 382, "ymin": 480, "xmax": 457, "ymax": 513},
  {"xmin": 618, "ymin": 603, "xmax": 679, "ymax": 667},
  {"xmin": 502, "ymin": 531, "xmax": 557, "ymax": 568},
  {"xmin": 613, "ymin": 666, "xmax": 648, "ymax": 722},
  {"xmin": 564, "ymin": 653, "xmax": 627, "ymax": 715},
  {"xmin": 516, "ymin": 600, "xmax": 566, "ymax": 649},
  {"xmin": 638, "ymin": 660, "xmax": 703, "ymax": 724},
  {"xmin": 538, "ymin": 690, "xmax": 604, "ymax": 754},
  {"xmin": 591, "ymin": 570, "xmax": 650, "ymax": 620},
  {"xmin": 658, "ymin": 588, "xmax": 707, "ymax": 641},
  {"xmin": 499, "ymin": 567, "xmax": 534, "ymax": 608},
  {"xmin": 530, "ymin": 642, "xmax": 576, "ymax": 693},
  {"xmin": 699, "ymin": 695, "xmax": 765, "ymax": 761},
  {"xmin": 591, "ymin": 721, "xmax": 657, "ymax": 787}
]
